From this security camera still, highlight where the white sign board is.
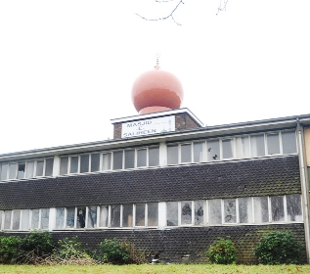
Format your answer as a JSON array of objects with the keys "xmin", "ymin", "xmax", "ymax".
[{"xmin": 122, "ymin": 116, "xmax": 175, "ymax": 138}]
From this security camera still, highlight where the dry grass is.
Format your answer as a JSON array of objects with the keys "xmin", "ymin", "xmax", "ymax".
[{"xmin": 1, "ymin": 264, "xmax": 310, "ymax": 274}]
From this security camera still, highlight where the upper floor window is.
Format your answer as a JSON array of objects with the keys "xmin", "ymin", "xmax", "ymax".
[
  {"xmin": 60, "ymin": 153, "xmax": 100, "ymax": 175},
  {"xmin": 0, "ymin": 158, "xmax": 54, "ymax": 181},
  {"xmin": 167, "ymin": 130, "xmax": 297, "ymax": 165}
]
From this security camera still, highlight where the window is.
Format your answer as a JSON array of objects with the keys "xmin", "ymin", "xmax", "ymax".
[
  {"xmin": 254, "ymin": 197, "xmax": 269, "ymax": 223},
  {"xmin": 56, "ymin": 208, "xmax": 65, "ymax": 229},
  {"xmin": 4, "ymin": 210, "xmax": 12, "ymax": 229},
  {"xmin": 137, "ymin": 149, "xmax": 147, "ymax": 167},
  {"xmin": 181, "ymin": 144, "xmax": 191, "ymax": 163},
  {"xmin": 12, "ymin": 210, "xmax": 21, "ymax": 230},
  {"xmin": 194, "ymin": 200, "xmax": 204, "ymax": 225},
  {"xmin": 167, "ymin": 145, "xmax": 178, "ymax": 164},
  {"xmin": 286, "ymin": 194, "xmax": 302, "ymax": 221},
  {"xmin": 60, "ymin": 154, "xmax": 101, "ymax": 174},
  {"xmin": 122, "ymin": 204, "xmax": 133, "ymax": 227},
  {"xmin": 208, "ymin": 199, "xmax": 221, "ymax": 225},
  {"xmin": 222, "ymin": 139, "xmax": 235, "ymax": 159},
  {"xmin": 181, "ymin": 201, "xmax": 192, "ymax": 225},
  {"xmin": 21, "ymin": 209, "xmax": 30, "ymax": 230},
  {"xmin": 193, "ymin": 142, "xmax": 204, "ymax": 162},
  {"xmin": 282, "ymin": 131, "xmax": 297, "ymax": 154},
  {"xmin": 149, "ymin": 147, "xmax": 159, "ymax": 166},
  {"xmin": 238, "ymin": 197, "xmax": 252, "ymax": 223},
  {"xmin": 236, "ymin": 136, "xmax": 250, "ymax": 158},
  {"xmin": 111, "ymin": 205, "xmax": 121, "ymax": 227},
  {"xmin": 224, "ymin": 199, "xmax": 236, "ymax": 223},
  {"xmin": 0, "ymin": 210, "xmax": 3, "ymax": 230},
  {"xmin": 271, "ymin": 196, "xmax": 284, "ymax": 222},
  {"xmin": 135, "ymin": 204, "xmax": 146, "ymax": 226},
  {"xmin": 207, "ymin": 140, "xmax": 220, "ymax": 161},
  {"xmin": 147, "ymin": 203, "xmax": 158, "ymax": 226},
  {"xmin": 87, "ymin": 206, "xmax": 97, "ymax": 228},
  {"xmin": 267, "ymin": 133, "xmax": 280, "ymax": 155},
  {"xmin": 124, "ymin": 150, "xmax": 135, "ymax": 169},
  {"xmin": 250, "ymin": 135, "xmax": 265, "ymax": 157},
  {"xmin": 166, "ymin": 202, "xmax": 178, "ymax": 226},
  {"xmin": 99, "ymin": 205, "xmax": 109, "ymax": 227}
]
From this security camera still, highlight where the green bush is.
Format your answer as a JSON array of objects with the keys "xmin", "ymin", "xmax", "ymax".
[
  {"xmin": 17, "ymin": 230, "xmax": 55, "ymax": 264},
  {"xmin": 254, "ymin": 230, "xmax": 302, "ymax": 265},
  {"xmin": 0, "ymin": 236, "xmax": 22, "ymax": 264},
  {"xmin": 56, "ymin": 237, "xmax": 87, "ymax": 259},
  {"xmin": 98, "ymin": 238, "xmax": 145, "ymax": 265},
  {"xmin": 206, "ymin": 237, "xmax": 237, "ymax": 264}
]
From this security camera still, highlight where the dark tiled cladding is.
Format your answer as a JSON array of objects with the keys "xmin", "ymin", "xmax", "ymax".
[
  {"xmin": 0, "ymin": 155, "xmax": 300, "ymax": 209},
  {"xmin": 1, "ymin": 223, "xmax": 306, "ymax": 264}
]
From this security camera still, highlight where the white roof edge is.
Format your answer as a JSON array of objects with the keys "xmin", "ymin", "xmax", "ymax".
[{"xmin": 110, "ymin": 107, "xmax": 204, "ymax": 127}]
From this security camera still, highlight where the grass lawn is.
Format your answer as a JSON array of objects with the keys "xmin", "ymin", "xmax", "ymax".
[{"xmin": 0, "ymin": 264, "xmax": 310, "ymax": 274}]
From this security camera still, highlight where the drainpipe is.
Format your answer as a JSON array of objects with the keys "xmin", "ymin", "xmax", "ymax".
[{"xmin": 297, "ymin": 118, "xmax": 310, "ymax": 263}]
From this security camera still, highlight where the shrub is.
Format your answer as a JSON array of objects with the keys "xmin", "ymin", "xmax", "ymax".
[
  {"xmin": 17, "ymin": 230, "xmax": 55, "ymax": 264},
  {"xmin": 254, "ymin": 230, "xmax": 302, "ymax": 265},
  {"xmin": 206, "ymin": 237, "xmax": 237, "ymax": 264},
  {"xmin": 98, "ymin": 238, "xmax": 145, "ymax": 265},
  {"xmin": 44, "ymin": 237, "xmax": 97, "ymax": 265},
  {"xmin": 0, "ymin": 236, "xmax": 22, "ymax": 264}
]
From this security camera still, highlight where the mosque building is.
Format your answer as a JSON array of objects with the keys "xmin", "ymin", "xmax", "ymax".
[{"xmin": 1, "ymin": 62, "xmax": 310, "ymax": 263}]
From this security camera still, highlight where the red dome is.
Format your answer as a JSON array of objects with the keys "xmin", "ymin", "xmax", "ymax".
[{"xmin": 132, "ymin": 67, "xmax": 184, "ymax": 114}]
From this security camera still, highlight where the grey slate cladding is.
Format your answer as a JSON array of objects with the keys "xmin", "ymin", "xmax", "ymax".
[
  {"xmin": 0, "ymin": 155, "xmax": 301, "ymax": 210},
  {"xmin": 0, "ymin": 223, "xmax": 306, "ymax": 264}
]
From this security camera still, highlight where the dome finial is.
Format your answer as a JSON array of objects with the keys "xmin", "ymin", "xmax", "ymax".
[{"xmin": 155, "ymin": 53, "xmax": 161, "ymax": 69}]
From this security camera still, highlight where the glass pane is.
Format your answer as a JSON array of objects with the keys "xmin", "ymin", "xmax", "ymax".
[
  {"xmin": 111, "ymin": 205, "xmax": 121, "ymax": 227},
  {"xmin": 9, "ymin": 163, "xmax": 17, "ymax": 179},
  {"xmin": 113, "ymin": 151, "xmax": 123, "ymax": 170},
  {"xmin": 87, "ymin": 206, "xmax": 97, "ymax": 228},
  {"xmin": 149, "ymin": 147, "xmax": 159, "ymax": 166},
  {"xmin": 254, "ymin": 197, "xmax": 269, "ymax": 223},
  {"xmin": 1, "ymin": 164, "xmax": 8, "ymax": 180},
  {"xmin": 36, "ymin": 160, "xmax": 44, "ymax": 176},
  {"xmin": 267, "ymin": 133, "xmax": 280, "ymax": 155},
  {"xmin": 80, "ymin": 155, "xmax": 89, "ymax": 173},
  {"xmin": 282, "ymin": 131, "xmax": 297, "ymax": 154},
  {"xmin": 122, "ymin": 204, "xmax": 133, "ymax": 227},
  {"xmin": 236, "ymin": 136, "xmax": 250, "ymax": 158},
  {"xmin": 70, "ymin": 157, "xmax": 79, "ymax": 173},
  {"xmin": 137, "ymin": 149, "xmax": 147, "ymax": 167},
  {"xmin": 0, "ymin": 211, "xmax": 3, "ymax": 230},
  {"xmin": 135, "ymin": 204, "xmax": 145, "ymax": 226},
  {"xmin": 224, "ymin": 199, "xmax": 236, "ymax": 223},
  {"xmin": 287, "ymin": 194, "xmax": 302, "ymax": 222},
  {"xmin": 99, "ymin": 205, "xmax": 109, "ymax": 227},
  {"xmin": 194, "ymin": 200, "xmax": 204, "ymax": 225},
  {"xmin": 91, "ymin": 153, "xmax": 100, "ymax": 172},
  {"xmin": 167, "ymin": 145, "xmax": 178, "ymax": 164},
  {"xmin": 102, "ymin": 153, "xmax": 111, "ymax": 170},
  {"xmin": 193, "ymin": 142, "xmax": 204, "ymax": 162},
  {"xmin": 25, "ymin": 161, "xmax": 35, "ymax": 178},
  {"xmin": 222, "ymin": 139, "xmax": 235, "ymax": 159},
  {"xmin": 271, "ymin": 196, "xmax": 284, "ymax": 221},
  {"xmin": 56, "ymin": 208, "xmax": 65, "ymax": 229},
  {"xmin": 166, "ymin": 202, "xmax": 178, "ymax": 226},
  {"xmin": 124, "ymin": 150, "xmax": 135, "ymax": 169},
  {"xmin": 21, "ymin": 209, "xmax": 30, "ymax": 230},
  {"xmin": 66, "ymin": 207, "xmax": 75, "ymax": 228},
  {"xmin": 60, "ymin": 157, "xmax": 68, "ymax": 175},
  {"xmin": 239, "ymin": 197, "xmax": 252, "ymax": 223},
  {"xmin": 4, "ymin": 210, "xmax": 12, "ymax": 229},
  {"xmin": 41, "ymin": 209, "xmax": 49, "ymax": 229},
  {"xmin": 12, "ymin": 210, "xmax": 20, "ymax": 230},
  {"xmin": 76, "ymin": 207, "xmax": 86, "ymax": 228},
  {"xmin": 208, "ymin": 200, "xmax": 221, "ymax": 225},
  {"xmin": 148, "ymin": 203, "xmax": 158, "ymax": 226},
  {"xmin": 45, "ymin": 158, "xmax": 54, "ymax": 176},
  {"xmin": 207, "ymin": 140, "xmax": 220, "ymax": 161},
  {"xmin": 181, "ymin": 144, "xmax": 191, "ymax": 163},
  {"xmin": 17, "ymin": 163, "xmax": 25, "ymax": 179},
  {"xmin": 181, "ymin": 201, "xmax": 192, "ymax": 225},
  {"xmin": 31, "ymin": 209, "xmax": 40, "ymax": 229},
  {"xmin": 250, "ymin": 135, "xmax": 265, "ymax": 157}
]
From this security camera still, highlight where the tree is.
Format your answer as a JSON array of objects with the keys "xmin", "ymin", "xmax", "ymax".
[{"xmin": 135, "ymin": 0, "xmax": 229, "ymax": 25}]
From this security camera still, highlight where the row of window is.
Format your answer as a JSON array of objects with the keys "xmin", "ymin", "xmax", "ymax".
[
  {"xmin": 0, "ymin": 195, "xmax": 302, "ymax": 231},
  {"xmin": 167, "ymin": 131, "xmax": 296, "ymax": 164},
  {"xmin": 0, "ymin": 131, "xmax": 297, "ymax": 181},
  {"xmin": 0, "ymin": 158, "xmax": 54, "ymax": 181}
]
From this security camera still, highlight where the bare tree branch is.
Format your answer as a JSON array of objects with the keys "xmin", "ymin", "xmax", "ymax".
[
  {"xmin": 217, "ymin": 0, "xmax": 229, "ymax": 15},
  {"xmin": 135, "ymin": 0, "xmax": 184, "ymax": 26}
]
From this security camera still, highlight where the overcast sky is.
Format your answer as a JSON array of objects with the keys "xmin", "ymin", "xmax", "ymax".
[{"xmin": 0, "ymin": 0, "xmax": 309, "ymax": 154}]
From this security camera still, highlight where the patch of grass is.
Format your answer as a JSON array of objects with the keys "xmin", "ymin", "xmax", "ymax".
[{"xmin": 0, "ymin": 264, "xmax": 310, "ymax": 274}]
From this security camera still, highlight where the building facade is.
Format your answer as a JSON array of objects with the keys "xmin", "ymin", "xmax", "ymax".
[{"xmin": 1, "ymin": 66, "xmax": 310, "ymax": 263}]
